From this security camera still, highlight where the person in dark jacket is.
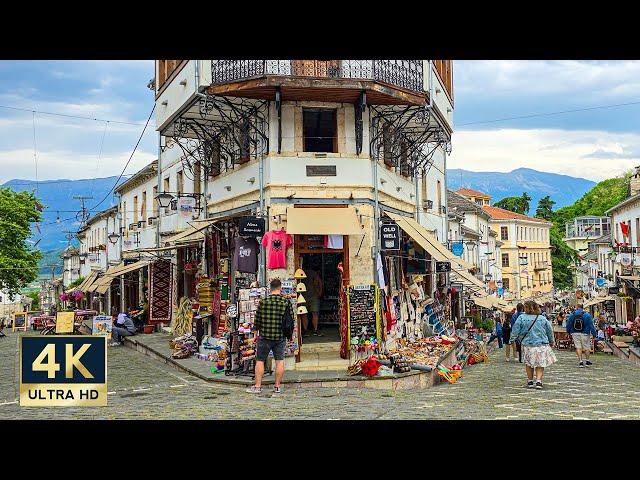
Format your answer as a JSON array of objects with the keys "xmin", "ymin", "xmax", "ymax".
[
  {"xmin": 566, "ymin": 304, "xmax": 597, "ymax": 367},
  {"xmin": 511, "ymin": 303, "xmax": 525, "ymax": 363},
  {"xmin": 502, "ymin": 312, "xmax": 515, "ymax": 361},
  {"xmin": 110, "ymin": 312, "xmax": 136, "ymax": 346}
]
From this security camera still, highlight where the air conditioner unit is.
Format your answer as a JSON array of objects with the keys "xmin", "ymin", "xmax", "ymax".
[{"xmin": 423, "ymin": 199, "xmax": 433, "ymax": 209}]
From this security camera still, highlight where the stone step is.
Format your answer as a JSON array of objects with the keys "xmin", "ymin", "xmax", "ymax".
[
  {"xmin": 296, "ymin": 351, "xmax": 349, "ymax": 371},
  {"xmin": 300, "ymin": 341, "xmax": 341, "ymax": 355}
]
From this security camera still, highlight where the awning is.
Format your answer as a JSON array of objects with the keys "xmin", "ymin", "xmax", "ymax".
[
  {"xmin": 470, "ymin": 295, "xmax": 510, "ymax": 311},
  {"xmin": 385, "ymin": 212, "xmax": 487, "ymax": 295},
  {"xmin": 583, "ymin": 295, "xmax": 616, "ymax": 308},
  {"xmin": 72, "ymin": 270, "xmax": 99, "ymax": 293},
  {"xmin": 285, "ymin": 206, "xmax": 364, "ymax": 235},
  {"xmin": 164, "ymin": 218, "xmax": 218, "ymax": 245},
  {"xmin": 619, "ymin": 275, "xmax": 640, "ymax": 281},
  {"xmin": 89, "ymin": 261, "xmax": 150, "ymax": 295}
]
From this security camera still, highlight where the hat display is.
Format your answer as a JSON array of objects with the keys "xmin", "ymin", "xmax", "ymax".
[
  {"xmin": 294, "ymin": 268, "xmax": 307, "ymax": 279},
  {"xmin": 296, "ymin": 282, "xmax": 307, "ymax": 292},
  {"xmin": 296, "ymin": 294, "xmax": 306, "ymax": 304},
  {"xmin": 297, "ymin": 305, "xmax": 308, "ymax": 315}
]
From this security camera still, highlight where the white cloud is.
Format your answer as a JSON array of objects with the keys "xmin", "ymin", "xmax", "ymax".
[
  {"xmin": 0, "ymin": 148, "xmax": 157, "ymax": 184},
  {"xmin": 449, "ymin": 128, "xmax": 640, "ymax": 181}
]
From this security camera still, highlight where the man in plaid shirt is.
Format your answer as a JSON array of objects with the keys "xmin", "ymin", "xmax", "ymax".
[{"xmin": 246, "ymin": 278, "xmax": 293, "ymax": 394}]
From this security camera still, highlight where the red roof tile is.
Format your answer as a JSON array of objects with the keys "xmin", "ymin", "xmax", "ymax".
[
  {"xmin": 483, "ymin": 205, "xmax": 550, "ymax": 224},
  {"xmin": 456, "ymin": 188, "xmax": 491, "ymax": 198}
]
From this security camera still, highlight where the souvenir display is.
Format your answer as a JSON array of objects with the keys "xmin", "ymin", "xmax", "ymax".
[
  {"xmin": 296, "ymin": 293, "xmax": 306, "ymax": 304},
  {"xmin": 294, "ymin": 268, "xmax": 307, "ymax": 279},
  {"xmin": 296, "ymin": 283, "xmax": 307, "ymax": 292},
  {"xmin": 297, "ymin": 305, "xmax": 308, "ymax": 315},
  {"xmin": 387, "ymin": 334, "xmax": 458, "ymax": 369},
  {"xmin": 262, "ymin": 230, "xmax": 293, "ymax": 269}
]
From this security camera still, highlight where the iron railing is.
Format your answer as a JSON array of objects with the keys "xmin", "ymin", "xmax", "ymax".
[{"xmin": 211, "ymin": 60, "xmax": 424, "ymax": 93}]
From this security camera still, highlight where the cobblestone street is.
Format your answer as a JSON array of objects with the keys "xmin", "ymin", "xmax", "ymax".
[{"xmin": 2, "ymin": 331, "xmax": 640, "ymax": 419}]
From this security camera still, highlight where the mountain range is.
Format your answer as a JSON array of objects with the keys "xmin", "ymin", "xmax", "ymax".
[
  {"xmin": 2, "ymin": 168, "xmax": 596, "ymax": 274},
  {"xmin": 447, "ymin": 167, "xmax": 596, "ymax": 210}
]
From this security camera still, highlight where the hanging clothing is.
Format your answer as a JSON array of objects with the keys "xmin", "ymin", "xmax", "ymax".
[
  {"xmin": 261, "ymin": 230, "xmax": 293, "ymax": 269},
  {"xmin": 232, "ymin": 237, "xmax": 259, "ymax": 273},
  {"xmin": 376, "ymin": 253, "xmax": 386, "ymax": 290},
  {"xmin": 324, "ymin": 234, "xmax": 344, "ymax": 249}
]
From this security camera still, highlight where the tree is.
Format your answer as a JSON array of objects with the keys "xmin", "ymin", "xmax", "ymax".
[
  {"xmin": 0, "ymin": 188, "xmax": 42, "ymax": 295},
  {"xmin": 26, "ymin": 290, "xmax": 40, "ymax": 310},
  {"xmin": 535, "ymin": 195, "xmax": 556, "ymax": 221},
  {"xmin": 494, "ymin": 192, "xmax": 531, "ymax": 215}
]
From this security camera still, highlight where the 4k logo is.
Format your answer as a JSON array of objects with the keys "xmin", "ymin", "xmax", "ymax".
[{"xmin": 20, "ymin": 336, "xmax": 107, "ymax": 407}]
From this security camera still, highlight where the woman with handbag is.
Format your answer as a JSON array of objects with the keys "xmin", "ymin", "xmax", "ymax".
[{"xmin": 509, "ymin": 300, "xmax": 557, "ymax": 390}]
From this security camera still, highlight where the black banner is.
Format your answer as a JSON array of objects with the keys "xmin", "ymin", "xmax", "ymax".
[
  {"xmin": 239, "ymin": 216, "xmax": 265, "ymax": 237},
  {"xmin": 380, "ymin": 223, "xmax": 400, "ymax": 251},
  {"xmin": 436, "ymin": 261, "xmax": 451, "ymax": 273}
]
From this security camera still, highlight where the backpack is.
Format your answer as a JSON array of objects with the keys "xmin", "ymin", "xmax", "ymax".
[
  {"xmin": 282, "ymin": 302, "xmax": 294, "ymax": 340},
  {"xmin": 573, "ymin": 312, "xmax": 584, "ymax": 332}
]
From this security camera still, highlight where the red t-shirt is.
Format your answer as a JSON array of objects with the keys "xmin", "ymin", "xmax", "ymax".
[{"xmin": 261, "ymin": 230, "xmax": 293, "ymax": 269}]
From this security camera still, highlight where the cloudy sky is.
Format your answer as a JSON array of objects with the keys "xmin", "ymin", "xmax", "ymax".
[{"xmin": 0, "ymin": 60, "xmax": 639, "ymax": 184}]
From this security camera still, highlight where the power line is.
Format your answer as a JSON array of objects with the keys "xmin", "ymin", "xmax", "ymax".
[
  {"xmin": 0, "ymin": 104, "xmax": 147, "ymax": 126},
  {"xmin": 90, "ymin": 104, "xmax": 156, "ymax": 212},
  {"xmin": 4, "ymin": 175, "xmax": 133, "ymax": 187},
  {"xmin": 458, "ymin": 100, "xmax": 640, "ymax": 127}
]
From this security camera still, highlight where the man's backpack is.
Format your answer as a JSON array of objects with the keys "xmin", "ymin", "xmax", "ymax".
[
  {"xmin": 573, "ymin": 312, "xmax": 584, "ymax": 332},
  {"xmin": 282, "ymin": 302, "xmax": 294, "ymax": 340}
]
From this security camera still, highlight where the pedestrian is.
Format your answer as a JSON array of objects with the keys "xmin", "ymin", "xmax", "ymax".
[
  {"xmin": 511, "ymin": 303, "xmax": 525, "ymax": 363},
  {"xmin": 246, "ymin": 278, "xmax": 293, "ymax": 395},
  {"xmin": 566, "ymin": 303, "xmax": 597, "ymax": 367},
  {"xmin": 556, "ymin": 311, "xmax": 565, "ymax": 328},
  {"xmin": 509, "ymin": 300, "xmax": 557, "ymax": 389},
  {"xmin": 110, "ymin": 312, "xmax": 136, "ymax": 346},
  {"xmin": 301, "ymin": 269, "xmax": 323, "ymax": 336},
  {"xmin": 502, "ymin": 312, "xmax": 517, "ymax": 362},
  {"xmin": 488, "ymin": 317, "xmax": 503, "ymax": 349}
]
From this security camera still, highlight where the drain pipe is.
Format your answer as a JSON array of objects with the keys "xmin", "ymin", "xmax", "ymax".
[
  {"xmin": 372, "ymin": 116, "xmax": 380, "ymax": 281},
  {"xmin": 415, "ymin": 172, "xmax": 421, "ymax": 223},
  {"xmin": 428, "ymin": 60, "xmax": 434, "ymax": 108},
  {"xmin": 156, "ymin": 133, "xmax": 162, "ymax": 249},
  {"xmin": 258, "ymin": 150, "xmax": 266, "ymax": 286}
]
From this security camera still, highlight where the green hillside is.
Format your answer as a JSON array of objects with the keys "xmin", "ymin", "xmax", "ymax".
[{"xmin": 547, "ymin": 172, "xmax": 631, "ymax": 289}]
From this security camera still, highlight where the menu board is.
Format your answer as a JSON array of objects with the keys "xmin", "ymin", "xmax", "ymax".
[
  {"xmin": 346, "ymin": 284, "xmax": 380, "ymax": 346},
  {"xmin": 55, "ymin": 311, "xmax": 75, "ymax": 334}
]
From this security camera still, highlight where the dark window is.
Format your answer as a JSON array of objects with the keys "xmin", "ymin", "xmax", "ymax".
[
  {"xmin": 502, "ymin": 278, "xmax": 510, "ymax": 290},
  {"xmin": 500, "ymin": 226, "xmax": 508, "ymax": 241},
  {"xmin": 303, "ymin": 109, "xmax": 337, "ymax": 153},
  {"xmin": 501, "ymin": 253, "xmax": 510, "ymax": 267}
]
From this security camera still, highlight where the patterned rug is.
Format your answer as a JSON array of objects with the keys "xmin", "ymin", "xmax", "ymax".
[{"xmin": 150, "ymin": 260, "xmax": 172, "ymax": 324}]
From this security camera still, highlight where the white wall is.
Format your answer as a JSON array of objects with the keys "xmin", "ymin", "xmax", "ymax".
[{"xmin": 119, "ymin": 175, "xmax": 159, "ymax": 252}]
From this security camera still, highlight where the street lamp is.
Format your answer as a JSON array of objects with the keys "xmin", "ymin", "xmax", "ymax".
[
  {"xmin": 108, "ymin": 232, "xmax": 120, "ymax": 245},
  {"xmin": 156, "ymin": 192, "xmax": 175, "ymax": 208}
]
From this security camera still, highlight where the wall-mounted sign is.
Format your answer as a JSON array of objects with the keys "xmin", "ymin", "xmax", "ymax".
[
  {"xmin": 451, "ymin": 242, "xmax": 464, "ymax": 257},
  {"xmin": 239, "ymin": 216, "xmax": 265, "ymax": 237},
  {"xmin": 596, "ymin": 277, "xmax": 606, "ymax": 287},
  {"xmin": 435, "ymin": 261, "xmax": 451, "ymax": 273},
  {"xmin": 380, "ymin": 223, "xmax": 400, "ymax": 251},
  {"xmin": 306, "ymin": 165, "xmax": 337, "ymax": 177},
  {"xmin": 177, "ymin": 196, "xmax": 197, "ymax": 218},
  {"xmin": 608, "ymin": 286, "xmax": 620, "ymax": 295}
]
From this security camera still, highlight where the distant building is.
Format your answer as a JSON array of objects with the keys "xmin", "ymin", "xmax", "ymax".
[
  {"xmin": 563, "ymin": 216, "xmax": 611, "ymax": 255},
  {"xmin": 455, "ymin": 188, "xmax": 491, "ymax": 206}
]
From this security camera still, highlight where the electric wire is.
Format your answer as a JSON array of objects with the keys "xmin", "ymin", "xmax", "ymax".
[{"xmin": 0, "ymin": 104, "xmax": 146, "ymax": 126}]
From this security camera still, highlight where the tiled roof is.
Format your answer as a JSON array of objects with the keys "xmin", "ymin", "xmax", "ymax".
[
  {"xmin": 456, "ymin": 188, "xmax": 491, "ymax": 198},
  {"xmin": 483, "ymin": 205, "xmax": 551, "ymax": 224},
  {"xmin": 447, "ymin": 190, "xmax": 491, "ymax": 218},
  {"xmin": 591, "ymin": 233, "xmax": 611, "ymax": 244}
]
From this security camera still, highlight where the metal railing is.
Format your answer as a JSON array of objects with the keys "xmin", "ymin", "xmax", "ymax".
[{"xmin": 210, "ymin": 60, "xmax": 424, "ymax": 93}]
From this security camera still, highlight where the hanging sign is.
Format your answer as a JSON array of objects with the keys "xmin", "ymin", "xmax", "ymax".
[
  {"xmin": 435, "ymin": 261, "xmax": 451, "ymax": 273},
  {"xmin": 608, "ymin": 286, "xmax": 620, "ymax": 295},
  {"xmin": 451, "ymin": 242, "xmax": 464, "ymax": 257},
  {"xmin": 239, "ymin": 216, "xmax": 265, "ymax": 237},
  {"xmin": 177, "ymin": 196, "xmax": 197, "ymax": 218},
  {"xmin": 604, "ymin": 300, "xmax": 616, "ymax": 313},
  {"xmin": 596, "ymin": 277, "xmax": 606, "ymax": 287},
  {"xmin": 380, "ymin": 223, "xmax": 400, "ymax": 251},
  {"xmin": 346, "ymin": 284, "xmax": 380, "ymax": 349},
  {"xmin": 621, "ymin": 252, "xmax": 633, "ymax": 267}
]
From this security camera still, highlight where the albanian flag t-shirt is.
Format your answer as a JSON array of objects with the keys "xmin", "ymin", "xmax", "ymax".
[{"xmin": 261, "ymin": 230, "xmax": 293, "ymax": 269}]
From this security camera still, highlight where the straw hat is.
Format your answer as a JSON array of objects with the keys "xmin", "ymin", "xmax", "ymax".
[
  {"xmin": 297, "ymin": 305, "xmax": 308, "ymax": 315},
  {"xmin": 296, "ymin": 282, "xmax": 307, "ymax": 292},
  {"xmin": 294, "ymin": 268, "xmax": 307, "ymax": 279},
  {"xmin": 296, "ymin": 294, "xmax": 306, "ymax": 304}
]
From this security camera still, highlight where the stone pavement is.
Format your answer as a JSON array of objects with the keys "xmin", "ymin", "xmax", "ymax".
[{"xmin": 2, "ymin": 330, "xmax": 640, "ymax": 419}]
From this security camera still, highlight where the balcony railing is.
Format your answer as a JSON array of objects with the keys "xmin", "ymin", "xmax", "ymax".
[
  {"xmin": 211, "ymin": 60, "xmax": 424, "ymax": 93},
  {"xmin": 534, "ymin": 262, "xmax": 549, "ymax": 271}
]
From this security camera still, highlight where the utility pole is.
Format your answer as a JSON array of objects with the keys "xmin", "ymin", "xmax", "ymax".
[{"xmin": 73, "ymin": 196, "xmax": 93, "ymax": 228}]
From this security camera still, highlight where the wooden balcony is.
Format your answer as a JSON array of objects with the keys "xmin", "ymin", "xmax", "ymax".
[{"xmin": 206, "ymin": 60, "xmax": 427, "ymax": 105}]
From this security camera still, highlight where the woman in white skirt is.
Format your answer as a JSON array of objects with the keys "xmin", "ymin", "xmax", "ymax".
[{"xmin": 509, "ymin": 300, "xmax": 557, "ymax": 389}]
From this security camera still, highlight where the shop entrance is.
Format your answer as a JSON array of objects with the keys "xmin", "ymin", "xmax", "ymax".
[{"xmin": 295, "ymin": 234, "xmax": 349, "ymax": 346}]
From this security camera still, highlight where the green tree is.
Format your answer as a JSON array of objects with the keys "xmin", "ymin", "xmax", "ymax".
[
  {"xmin": 25, "ymin": 290, "xmax": 40, "ymax": 310},
  {"xmin": 535, "ymin": 195, "xmax": 556, "ymax": 221},
  {"xmin": 521, "ymin": 192, "xmax": 532, "ymax": 214},
  {"xmin": 0, "ymin": 188, "xmax": 43, "ymax": 295},
  {"xmin": 494, "ymin": 196, "xmax": 525, "ymax": 214}
]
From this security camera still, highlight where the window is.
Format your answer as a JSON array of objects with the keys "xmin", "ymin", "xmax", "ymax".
[
  {"xmin": 502, "ymin": 278, "xmax": 510, "ymax": 290},
  {"xmin": 502, "ymin": 253, "xmax": 510, "ymax": 267},
  {"xmin": 152, "ymin": 186, "xmax": 158, "ymax": 217},
  {"xmin": 636, "ymin": 218, "xmax": 640, "ymax": 247},
  {"xmin": 421, "ymin": 174, "xmax": 428, "ymax": 210},
  {"xmin": 193, "ymin": 163, "xmax": 201, "ymax": 195},
  {"xmin": 141, "ymin": 191, "xmax": 147, "ymax": 222},
  {"xmin": 382, "ymin": 124, "xmax": 393, "ymax": 167},
  {"xmin": 437, "ymin": 180, "xmax": 442, "ymax": 214},
  {"xmin": 303, "ymin": 108, "xmax": 337, "ymax": 153},
  {"xmin": 500, "ymin": 226, "xmax": 508, "ymax": 241},
  {"xmin": 399, "ymin": 141, "xmax": 409, "ymax": 177},
  {"xmin": 133, "ymin": 196, "xmax": 138, "ymax": 224},
  {"xmin": 177, "ymin": 171, "xmax": 184, "ymax": 195},
  {"xmin": 123, "ymin": 201, "xmax": 127, "ymax": 235}
]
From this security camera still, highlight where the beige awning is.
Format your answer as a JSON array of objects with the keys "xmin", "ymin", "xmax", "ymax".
[
  {"xmin": 584, "ymin": 295, "xmax": 616, "ymax": 308},
  {"xmin": 285, "ymin": 206, "xmax": 364, "ymax": 235},
  {"xmin": 619, "ymin": 275, "xmax": 640, "ymax": 281},
  {"xmin": 164, "ymin": 218, "xmax": 218, "ymax": 245},
  {"xmin": 89, "ymin": 261, "xmax": 150, "ymax": 295},
  {"xmin": 385, "ymin": 212, "xmax": 487, "ymax": 295},
  {"xmin": 73, "ymin": 270, "xmax": 99, "ymax": 293}
]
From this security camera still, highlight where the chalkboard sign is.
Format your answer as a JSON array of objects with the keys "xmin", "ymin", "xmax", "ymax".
[
  {"xmin": 604, "ymin": 300, "xmax": 615, "ymax": 313},
  {"xmin": 346, "ymin": 284, "xmax": 380, "ymax": 348}
]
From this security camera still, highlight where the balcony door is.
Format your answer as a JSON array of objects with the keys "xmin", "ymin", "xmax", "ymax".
[{"xmin": 291, "ymin": 60, "xmax": 340, "ymax": 78}]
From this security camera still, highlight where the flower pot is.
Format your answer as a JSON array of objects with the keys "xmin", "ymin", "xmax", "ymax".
[{"xmin": 143, "ymin": 325, "xmax": 155, "ymax": 334}]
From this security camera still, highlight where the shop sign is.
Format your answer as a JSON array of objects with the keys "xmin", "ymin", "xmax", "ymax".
[
  {"xmin": 596, "ymin": 277, "xmax": 606, "ymax": 287},
  {"xmin": 239, "ymin": 216, "xmax": 265, "ymax": 237},
  {"xmin": 604, "ymin": 300, "xmax": 616, "ymax": 312},
  {"xmin": 380, "ymin": 223, "xmax": 400, "ymax": 251},
  {"xmin": 435, "ymin": 261, "xmax": 451, "ymax": 273},
  {"xmin": 608, "ymin": 286, "xmax": 620, "ymax": 295},
  {"xmin": 620, "ymin": 252, "xmax": 633, "ymax": 267},
  {"xmin": 177, "ymin": 196, "xmax": 197, "ymax": 218},
  {"xmin": 306, "ymin": 165, "xmax": 337, "ymax": 176},
  {"xmin": 450, "ymin": 282, "xmax": 463, "ymax": 293},
  {"xmin": 89, "ymin": 253, "xmax": 99, "ymax": 264},
  {"xmin": 226, "ymin": 304, "xmax": 237, "ymax": 318},
  {"xmin": 451, "ymin": 242, "xmax": 464, "ymax": 257}
]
